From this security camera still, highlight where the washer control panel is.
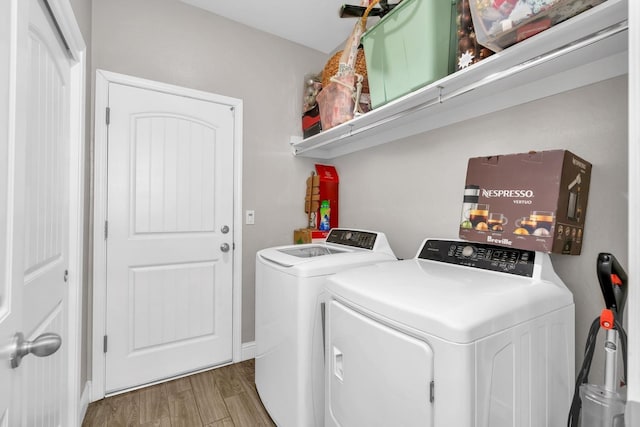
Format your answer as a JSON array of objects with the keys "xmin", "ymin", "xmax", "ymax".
[
  {"xmin": 326, "ymin": 229, "xmax": 378, "ymax": 250},
  {"xmin": 418, "ymin": 240, "xmax": 536, "ymax": 277}
]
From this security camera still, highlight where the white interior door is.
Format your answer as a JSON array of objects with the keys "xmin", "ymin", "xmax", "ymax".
[
  {"xmin": 1, "ymin": 0, "xmax": 72, "ymax": 425},
  {"xmin": 104, "ymin": 82, "xmax": 235, "ymax": 393}
]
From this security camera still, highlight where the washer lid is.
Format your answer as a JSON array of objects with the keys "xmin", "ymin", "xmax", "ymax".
[
  {"xmin": 256, "ymin": 228, "xmax": 397, "ymax": 277},
  {"xmin": 258, "ymin": 243, "xmax": 355, "ymax": 268},
  {"xmin": 258, "ymin": 245, "xmax": 396, "ymax": 277},
  {"xmin": 277, "ymin": 245, "xmax": 350, "ymax": 258},
  {"xmin": 326, "ymin": 258, "xmax": 574, "ymax": 344}
]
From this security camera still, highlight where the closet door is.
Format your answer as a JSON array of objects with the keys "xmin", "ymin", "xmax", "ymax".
[{"xmin": 1, "ymin": 0, "xmax": 74, "ymax": 425}]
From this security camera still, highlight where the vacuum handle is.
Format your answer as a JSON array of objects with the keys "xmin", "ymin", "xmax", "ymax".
[{"xmin": 597, "ymin": 253, "xmax": 628, "ymax": 321}]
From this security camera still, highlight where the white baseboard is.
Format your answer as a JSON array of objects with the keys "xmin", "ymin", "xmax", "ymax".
[
  {"xmin": 241, "ymin": 341, "xmax": 255, "ymax": 361},
  {"xmin": 78, "ymin": 380, "xmax": 92, "ymax": 424}
]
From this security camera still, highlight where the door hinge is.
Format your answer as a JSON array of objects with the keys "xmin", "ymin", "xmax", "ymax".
[
  {"xmin": 104, "ymin": 220, "xmax": 108, "ymax": 239},
  {"xmin": 103, "ymin": 335, "xmax": 108, "ymax": 353},
  {"xmin": 106, "ymin": 107, "xmax": 111, "ymax": 125},
  {"xmin": 430, "ymin": 380, "xmax": 435, "ymax": 403}
]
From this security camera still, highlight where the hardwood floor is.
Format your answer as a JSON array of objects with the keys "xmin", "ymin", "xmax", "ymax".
[{"xmin": 82, "ymin": 359, "xmax": 276, "ymax": 427}]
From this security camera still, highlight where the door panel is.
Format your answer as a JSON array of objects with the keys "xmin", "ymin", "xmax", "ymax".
[
  {"xmin": 24, "ymin": 29, "xmax": 66, "ymax": 272},
  {"xmin": 129, "ymin": 262, "xmax": 216, "ymax": 350},
  {"xmin": 133, "ymin": 115, "xmax": 216, "ymax": 234},
  {"xmin": 105, "ymin": 83, "xmax": 234, "ymax": 393}
]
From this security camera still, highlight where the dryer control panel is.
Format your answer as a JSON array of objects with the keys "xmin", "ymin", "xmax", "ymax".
[{"xmin": 418, "ymin": 240, "xmax": 536, "ymax": 277}]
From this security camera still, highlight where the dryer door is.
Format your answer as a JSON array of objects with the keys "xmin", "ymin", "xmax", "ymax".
[{"xmin": 326, "ymin": 300, "xmax": 434, "ymax": 427}]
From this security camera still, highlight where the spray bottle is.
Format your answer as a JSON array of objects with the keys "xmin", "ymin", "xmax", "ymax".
[{"xmin": 319, "ymin": 200, "xmax": 331, "ymax": 231}]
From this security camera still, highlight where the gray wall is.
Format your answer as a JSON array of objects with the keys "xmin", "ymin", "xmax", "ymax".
[
  {"xmin": 91, "ymin": 0, "xmax": 326, "ymax": 348},
  {"xmin": 332, "ymin": 75, "xmax": 628, "ymax": 383}
]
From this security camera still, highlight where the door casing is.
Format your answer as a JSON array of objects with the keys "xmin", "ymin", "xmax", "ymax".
[{"xmin": 91, "ymin": 69, "xmax": 243, "ymax": 401}]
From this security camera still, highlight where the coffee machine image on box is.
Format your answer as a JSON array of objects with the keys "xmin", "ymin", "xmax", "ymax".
[{"xmin": 567, "ymin": 172, "xmax": 583, "ymax": 221}]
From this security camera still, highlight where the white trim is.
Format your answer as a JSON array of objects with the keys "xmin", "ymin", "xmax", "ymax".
[
  {"xmin": 232, "ymin": 97, "xmax": 244, "ymax": 366},
  {"xmin": 42, "ymin": 1, "xmax": 86, "ymax": 425},
  {"xmin": 92, "ymin": 70, "xmax": 244, "ymax": 401},
  {"xmin": 241, "ymin": 341, "xmax": 256, "ymax": 361},
  {"xmin": 43, "ymin": 0, "xmax": 84, "ymax": 61},
  {"xmin": 91, "ymin": 71, "xmax": 109, "ymax": 402},
  {"xmin": 78, "ymin": 380, "xmax": 92, "ymax": 424},
  {"xmin": 628, "ymin": 0, "xmax": 639, "ymax": 406},
  {"xmin": 66, "ymin": 50, "xmax": 86, "ymax": 427}
]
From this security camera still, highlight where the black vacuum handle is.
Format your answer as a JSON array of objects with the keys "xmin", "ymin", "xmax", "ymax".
[{"xmin": 597, "ymin": 252, "xmax": 628, "ymax": 321}]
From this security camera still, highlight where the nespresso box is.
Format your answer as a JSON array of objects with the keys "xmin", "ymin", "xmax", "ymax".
[{"xmin": 459, "ymin": 150, "xmax": 591, "ymax": 255}]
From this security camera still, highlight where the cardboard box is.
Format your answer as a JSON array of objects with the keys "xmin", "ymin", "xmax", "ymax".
[
  {"xmin": 315, "ymin": 164, "xmax": 339, "ymax": 231},
  {"xmin": 293, "ymin": 228, "xmax": 329, "ymax": 244},
  {"xmin": 302, "ymin": 104, "xmax": 322, "ymax": 138},
  {"xmin": 459, "ymin": 150, "xmax": 591, "ymax": 254}
]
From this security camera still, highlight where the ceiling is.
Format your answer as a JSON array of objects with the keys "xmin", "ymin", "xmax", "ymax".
[{"xmin": 179, "ymin": 0, "xmax": 381, "ymax": 54}]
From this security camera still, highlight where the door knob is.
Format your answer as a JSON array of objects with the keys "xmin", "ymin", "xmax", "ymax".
[
  {"xmin": 220, "ymin": 243, "xmax": 230, "ymax": 253},
  {"xmin": 10, "ymin": 332, "xmax": 62, "ymax": 369}
]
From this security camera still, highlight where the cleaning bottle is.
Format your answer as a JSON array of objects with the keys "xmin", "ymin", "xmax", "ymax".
[{"xmin": 319, "ymin": 200, "xmax": 331, "ymax": 231}]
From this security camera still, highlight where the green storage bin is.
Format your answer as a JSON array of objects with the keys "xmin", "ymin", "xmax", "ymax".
[{"xmin": 361, "ymin": 0, "xmax": 456, "ymax": 109}]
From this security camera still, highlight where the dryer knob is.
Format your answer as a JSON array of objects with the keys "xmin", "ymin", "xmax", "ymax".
[{"xmin": 461, "ymin": 245, "xmax": 475, "ymax": 257}]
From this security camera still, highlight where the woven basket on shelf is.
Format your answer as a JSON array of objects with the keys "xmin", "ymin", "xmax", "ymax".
[{"xmin": 322, "ymin": 48, "xmax": 369, "ymax": 94}]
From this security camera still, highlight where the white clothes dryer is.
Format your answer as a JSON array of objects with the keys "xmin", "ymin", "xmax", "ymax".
[
  {"xmin": 255, "ymin": 228, "xmax": 396, "ymax": 427},
  {"xmin": 324, "ymin": 239, "xmax": 575, "ymax": 427}
]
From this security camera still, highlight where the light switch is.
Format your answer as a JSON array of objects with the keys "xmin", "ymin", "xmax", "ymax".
[{"xmin": 246, "ymin": 210, "xmax": 255, "ymax": 225}]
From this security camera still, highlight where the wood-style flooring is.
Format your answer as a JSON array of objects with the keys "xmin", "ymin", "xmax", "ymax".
[{"xmin": 82, "ymin": 359, "xmax": 276, "ymax": 427}]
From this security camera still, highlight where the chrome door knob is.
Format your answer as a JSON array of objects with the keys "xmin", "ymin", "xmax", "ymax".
[
  {"xmin": 220, "ymin": 243, "xmax": 230, "ymax": 253},
  {"xmin": 10, "ymin": 332, "xmax": 62, "ymax": 369}
]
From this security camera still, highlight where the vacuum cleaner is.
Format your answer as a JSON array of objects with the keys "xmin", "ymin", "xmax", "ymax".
[{"xmin": 568, "ymin": 253, "xmax": 628, "ymax": 427}]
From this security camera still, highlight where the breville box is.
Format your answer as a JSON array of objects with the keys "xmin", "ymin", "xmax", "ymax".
[{"xmin": 458, "ymin": 150, "xmax": 591, "ymax": 254}]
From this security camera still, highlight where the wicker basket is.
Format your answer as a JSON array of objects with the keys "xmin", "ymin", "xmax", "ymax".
[{"xmin": 322, "ymin": 48, "xmax": 370, "ymax": 94}]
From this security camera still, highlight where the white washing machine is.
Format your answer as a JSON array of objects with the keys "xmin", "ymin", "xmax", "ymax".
[
  {"xmin": 255, "ymin": 228, "xmax": 396, "ymax": 427},
  {"xmin": 324, "ymin": 239, "xmax": 575, "ymax": 427}
]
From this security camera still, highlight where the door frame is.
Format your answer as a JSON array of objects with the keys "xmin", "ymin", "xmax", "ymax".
[
  {"xmin": 628, "ymin": 0, "xmax": 639, "ymax": 409},
  {"xmin": 10, "ymin": 0, "xmax": 86, "ymax": 424},
  {"xmin": 91, "ymin": 69, "xmax": 244, "ymax": 401}
]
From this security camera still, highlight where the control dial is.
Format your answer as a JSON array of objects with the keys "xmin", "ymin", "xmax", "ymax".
[{"xmin": 461, "ymin": 245, "xmax": 475, "ymax": 258}]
